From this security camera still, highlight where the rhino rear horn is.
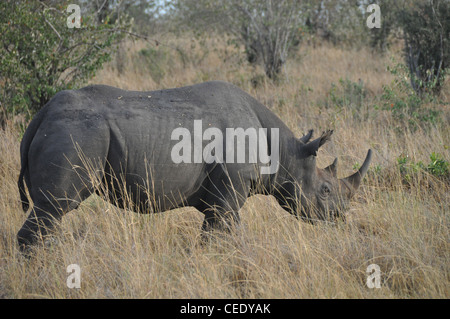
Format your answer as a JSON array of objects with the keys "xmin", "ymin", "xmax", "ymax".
[
  {"xmin": 342, "ymin": 149, "xmax": 373, "ymax": 190},
  {"xmin": 325, "ymin": 158, "xmax": 338, "ymax": 177}
]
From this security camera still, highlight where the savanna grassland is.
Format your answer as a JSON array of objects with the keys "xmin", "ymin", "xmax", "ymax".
[{"xmin": 0, "ymin": 36, "xmax": 448, "ymax": 299}]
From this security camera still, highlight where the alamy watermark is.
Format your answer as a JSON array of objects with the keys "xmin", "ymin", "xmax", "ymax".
[
  {"xmin": 366, "ymin": 264, "xmax": 381, "ymax": 289},
  {"xmin": 170, "ymin": 120, "xmax": 280, "ymax": 175},
  {"xmin": 66, "ymin": 4, "xmax": 81, "ymax": 29},
  {"xmin": 366, "ymin": 4, "xmax": 381, "ymax": 29},
  {"xmin": 66, "ymin": 264, "xmax": 81, "ymax": 289}
]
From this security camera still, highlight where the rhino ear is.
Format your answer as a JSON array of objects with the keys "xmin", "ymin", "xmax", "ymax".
[
  {"xmin": 300, "ymin": 130, "xmax": 333, "ymax": 157},
  {"xmin": 299, "ymin": 129, "xmax": 313, "ymax": 144},
  {"xmin": 325, "ymin": 158, "xmax": 338, "ymax": 177}
]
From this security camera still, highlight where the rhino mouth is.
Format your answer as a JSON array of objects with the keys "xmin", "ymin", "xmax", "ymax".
[
  {"xmin": 299, "ymin": 202, "xmax": 347, "ymax": 225},
  {"xmin": 298, "ymin": 214, "xmax": 343, "ymax": 225}
]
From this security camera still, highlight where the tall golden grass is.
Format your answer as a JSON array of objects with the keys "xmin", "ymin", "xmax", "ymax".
[{"xmin": 0, "ymin": 37, "xmax": 448, "ymax": 298}]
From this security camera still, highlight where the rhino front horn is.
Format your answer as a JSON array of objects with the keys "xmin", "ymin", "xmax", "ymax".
[{"xmin": 342, "ymin": 149, "xmax": 373, "ymax": 190}]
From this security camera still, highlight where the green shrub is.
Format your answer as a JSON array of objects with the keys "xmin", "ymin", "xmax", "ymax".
[
  {"xmin": 381, "ymin": 62, "xmax": 443, "ymax": 131},
  {"xmin": 398, "ymin": 0, "xmax": 449, "ymax": 96},
  {"xmin": 0, "ymin": 0, "xmax": 128, "ymax": 125},
  {"xmin": 427, "ymin": 152, "xmax": 450, "ymax": 178},
  {"xmin": 397, "ymin": 153, "xmax": 449, "ymax": 182}
]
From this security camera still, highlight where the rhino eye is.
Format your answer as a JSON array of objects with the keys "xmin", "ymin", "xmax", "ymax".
[{"xmin": 321, "ymin": 184, "xmax": 331, "ymax": 197}]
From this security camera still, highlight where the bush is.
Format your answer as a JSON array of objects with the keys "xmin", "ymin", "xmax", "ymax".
[
  {"xmin": 0, "ymin": 0, "xmax": 129, "ymax": 126},
  {"xmin": 397, "ymin": 153, "xmax": 449, "ymax": 182},
  {"xmin": 398, "ymin": 0, "xmax": 449, "ymax": 96},
  {"xmin": 381, "ymin": 62, "xmax": 442, "ymax": 131},
  {"xmin": 172, "ymin": 0, "xmax": 305, "ymax": 80}
]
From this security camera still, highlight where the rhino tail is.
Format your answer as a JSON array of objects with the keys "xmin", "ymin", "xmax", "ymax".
[{"xmin": 18, "ymin": 164, "xmax": 29, "ymax": 212}]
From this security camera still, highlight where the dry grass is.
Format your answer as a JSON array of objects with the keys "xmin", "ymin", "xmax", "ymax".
[{"xmin": 0, "ymin": 37, "xmax": 449, "ymax": 298}]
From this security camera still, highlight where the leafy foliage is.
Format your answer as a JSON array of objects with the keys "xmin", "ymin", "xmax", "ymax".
[
  {"xmin": 397, "ymin": 152, "xmax": 449, "ymax": 182},
  {"xmin": 399, "ymin": 0, "xmax": 449, "ymax": 96},
  {"xmin": 365, "ymin": 0, "xmax": 449, "ymax": 95},
  {"xmin": 172, "ymin": 0, "xmax": 306, "ymax": 80},
  {"xmin": 381, "ymin": 62, "xmax": 443, "ymax": 131},
  {"xmin": 0, "ymin": 0, "xmax": 129, "ymax": 125}
]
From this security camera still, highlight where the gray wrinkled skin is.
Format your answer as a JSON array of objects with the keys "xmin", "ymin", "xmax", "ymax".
[{"xmin": 17, "ymin": 81, "xmax": 372, "ymax": 250}]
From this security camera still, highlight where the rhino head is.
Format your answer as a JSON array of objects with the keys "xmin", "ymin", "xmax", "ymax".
[{"xmin": 274, "ymin": 130, "xmax": 372, "ymax": 223}]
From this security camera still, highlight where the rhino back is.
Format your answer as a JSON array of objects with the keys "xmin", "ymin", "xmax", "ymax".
[{"xmin": 29, "ymin": 81, "xmax": 294, "ymax": 210}]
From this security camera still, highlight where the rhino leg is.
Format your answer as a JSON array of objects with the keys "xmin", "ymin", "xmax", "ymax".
[
  {"xmin": 17, "ymin": 123, "xmax": 109, "ymax": 251},
  {"xmin": 196, "ymin": 165, "xmax": 250, "ymax": 235},
  {"xmin": 201, "ymin": 206, "xmax": 242, "ymax": 234},
  {"xmin": 17, "ymin": 196, "xmax": 81, "ymax": 251}
]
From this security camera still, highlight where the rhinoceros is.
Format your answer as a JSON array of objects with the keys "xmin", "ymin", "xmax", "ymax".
[{"xmin": 17, "ymin": 81, "xmax": 372, "ymax": 250}]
